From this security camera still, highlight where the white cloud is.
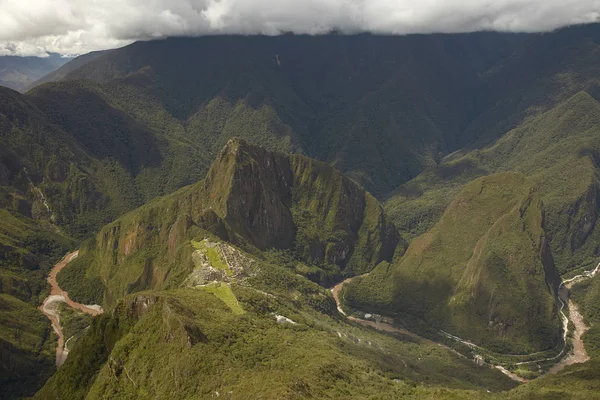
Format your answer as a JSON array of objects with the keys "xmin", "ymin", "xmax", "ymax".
[{"xmin": 0, "ymin": 0, "xmax": 599, "ymax": 56}]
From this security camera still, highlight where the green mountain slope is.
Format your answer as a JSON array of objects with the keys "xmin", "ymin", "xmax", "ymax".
[
  {"xmin": 346, "ymin": 173, "xmax": 561, "ymax": 354},
  {"xmin": 34, "ymin": 282, "xmax": 516, "ymax": 399},
  {"xmin": 31, "ymin": 142, "xmax": 524, "ymax": 399},
  {"xmin": 387, "ymin": 90, "xmax": 600, "ymax": 275},
  {"xmin": 60, "ymin": 138, "xmax": 400, "ymax": 308},
  {"xmin": 35, "ymin": 33, "xmax": 530, "ymax": 196},
  {"xmin": 0, "ymin": 85, "xmax": 147, "ymax": 238},
  {"xmin": 0, "ymin": 207, "xmax": 73, "ymax": 398}
]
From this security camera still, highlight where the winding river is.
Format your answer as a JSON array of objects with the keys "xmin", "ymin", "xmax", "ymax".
[
  {"xmin": 332, "ymin": 263, "xmax": 600, "ymax": 383},
  {"xmin": 40, "ymin": 251, "xmax": 103, "ymax": 367}
]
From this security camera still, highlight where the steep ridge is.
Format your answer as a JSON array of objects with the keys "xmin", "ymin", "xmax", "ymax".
[
  {"xmin": 0, "ymin": 86, "xmax": 144, "ymax": 237},
  {"xmin": 387, "ymin": 90, "xmax": 600, "ymax": 275},
  {"xmin": 33, "ymin": 142, "xmax": 522, "ymax": 400},
  {"xmin": 345, "ymin": 173, "xmax": 562, "ymax": 355},
  {"xmin": 64, "ymin": 139, "xmax": 401, "ymax": 308},
  {"xmin": 28, "ymin": 33, "xmax": 529, "ymax": 196}
]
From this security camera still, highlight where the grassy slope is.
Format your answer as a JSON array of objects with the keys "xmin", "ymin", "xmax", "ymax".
[
  {"xmin": 387, "ymin": 90, "xmax": 600, "ymax": 275},
  {"xmin": 347, "ymin": 173, "xmax": 561, "ymax": 354},
  {"xmin": 57, "ymin": 140, "xmax": 399, "ymax": 309},
  {"xmin": 506, "ymin": 362, "xmax": 600, "ymax": 399}
]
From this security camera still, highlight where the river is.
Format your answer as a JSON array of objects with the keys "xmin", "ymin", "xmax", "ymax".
[
  {"xmin": 40, "ymin": 251, "xmax": 103, "ymax": 367},
  {"xmin": 331, "ymin": 264, "xmax": 600, "ymax": 383}
]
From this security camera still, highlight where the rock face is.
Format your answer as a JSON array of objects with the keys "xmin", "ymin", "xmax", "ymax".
[
  {"xmin": 76, "ymin": 138, "xmax": 401, "ymax": 307},
  {"xmin": 204, "ymin": 138, "xmax": 295, "ymax": 250},
  {"xmin": 205, "ymin": 138, "xmax": 402, "ymax": 271}
]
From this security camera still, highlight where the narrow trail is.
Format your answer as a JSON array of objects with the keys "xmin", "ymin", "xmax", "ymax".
[
  {"xmin": 331, "ymin": 263, "xmax": 600, "ymax": 383},
  {"xmin": 332, "ymin": 278, "xmax": 428, "ymax": 343},
  {"xmin": 40, "ymin": 251, "xmax": 104, "ymax": 367}
]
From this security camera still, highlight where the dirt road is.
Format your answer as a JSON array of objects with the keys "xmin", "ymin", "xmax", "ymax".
[
  {"xmin": 331, "ymin": 263, "xmax": 600, "ymax": 382},
  {"xmin": 332, "ymin": 277, "xmax": 527, "ymax": 383}
]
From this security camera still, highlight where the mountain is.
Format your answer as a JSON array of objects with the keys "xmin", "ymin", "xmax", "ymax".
[
  {"xmin": 0, "ymin": 210, "xmax": 73, "ymax": 399},
  {"xmin": 57, "ymin": 138, "xmax": 401, "ymax": 308},
  {"xmin": 344, "ymin": 173, "xmax": 562, "ymax": 354},
  {"xmin": 386, "ymin": 90, "xmax": 600, "ymax": 275},
  {"xmin": 0, "ymin": 85, "xmax": 146, "ymax": 237},
  {"xmin": 0, "ymin": 84, "xmax": 151, "ymax": 397},
  {"xmin": 27, "ymin": 32, "xmax": 529, "ymax": 197},
  {"xmin": 33, "ymin": 140, "xmax": 516, "ymax": 399},
  {"xmin": 0, "ymin": 54, "xmax": 69, "ymax": 92},
  {"xmin": 2, "ymin": 24, "xmax": 600, "ymax": 398},
  {"xmin": 24, "ymin": 51, "xmax": 108, "ymax": 92},
  {"xmin": 31, "ymin": 140, "xmax": 600, "ymax": 400}
]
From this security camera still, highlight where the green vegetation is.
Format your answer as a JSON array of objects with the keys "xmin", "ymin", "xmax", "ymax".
[
  {"xmin": 2, "ymin": 25, "xmax": 600, "ymax": 398},
  {"xmin": 387, "ymin": 91, "xmax": 600, "ymax": 275},
  {"xmin": 56, "ymin": 250, "xmax": 104, "ymax": 305},
  {"xmin": 34, "ymin": 284, "xmax": 517, "ymax": 400},
  {"xmin": 506, "ymin": 362, "xmax": 600, "ymax": 399},
  {"xmin": 57, "ymin": 303, "xmax": 92, "ymax": 349},
  {"xmin": 346, "ymin": 173, "xmax": 562, "ymax": 354},
  {"xmin": 200, "ymin": 283, "xmax": 244, "ymax": 315},
  {"xmin": 57, "ymin": 139, "xmax": 398, "ymax": 310},
  {"xmin": 0, "ymin": 207, "xmax": 73, "ymax": 398},
  {"xmin": 571, "ymin": 277, "xmax": 600, "ymax": 360},
  {"xmin": 0, "ymin": 294, "xmax": 56, "ymax": 399}
]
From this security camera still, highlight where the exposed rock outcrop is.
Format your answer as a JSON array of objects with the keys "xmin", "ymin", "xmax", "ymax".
[{"xmin": 78, "ymin": 139, "xmax": 402, "ymax": 307}]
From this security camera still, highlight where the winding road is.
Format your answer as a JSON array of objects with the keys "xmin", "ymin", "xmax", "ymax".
[
  {"xmin": 332, "ymin": 263, "xmax": 600, "ymax": 383},
  {"xmin": 40, "ymin": 251, "xmax": 104, "ymax": 367},
  {"xmin": 332, "ymin": 277, "xmax": 429, "ymax": 343}
]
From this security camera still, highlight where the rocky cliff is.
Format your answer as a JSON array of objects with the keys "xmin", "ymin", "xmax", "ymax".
[{"xmin": 65, "ymin": 139, "xmax": 402, "ymax": 307}]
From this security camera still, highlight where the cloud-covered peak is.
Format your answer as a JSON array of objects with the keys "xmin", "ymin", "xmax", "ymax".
[{"xmin": 1, "ymin": 0, "xmax": 599, "ymax": 57}]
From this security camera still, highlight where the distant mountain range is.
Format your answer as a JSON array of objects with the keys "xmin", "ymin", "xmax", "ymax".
[{"xmin": 0, "ymin": 54, "xmax": 70, "ymax": 92}]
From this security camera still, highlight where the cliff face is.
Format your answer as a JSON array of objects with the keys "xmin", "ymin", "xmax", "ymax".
[
  {"xmin": 204, "ymin": 138, "xmax": 402, "ymax": 271},
  {"xmin": 204, "ymin": 138, "xmax": 295, "ymax": 250},
  {"xmin": 68, "ymin": 138, "xmax": 401, "ymax": 307}
]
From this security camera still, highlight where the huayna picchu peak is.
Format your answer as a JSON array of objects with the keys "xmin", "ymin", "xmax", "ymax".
[{"xmin": 61, "ymin": 138, "xmax": 401, "ymax": 312}]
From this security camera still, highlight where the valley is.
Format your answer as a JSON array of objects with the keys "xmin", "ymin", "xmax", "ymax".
[
  {"xmin": 334, "ymin": 263, "xmax": 600, "ymax": 382},
  {"xmin": 3, "ymin": 23, "xmax": 600, "ymax": 399},
  {"xmin": 39, "ymin": 251, "xmax": 103, "ymax": 367}
]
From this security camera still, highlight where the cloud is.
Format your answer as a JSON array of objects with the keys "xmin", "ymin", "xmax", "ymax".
[{"xmin": 0, "ymin": 0, "xmax": 599, "ymax": 56}]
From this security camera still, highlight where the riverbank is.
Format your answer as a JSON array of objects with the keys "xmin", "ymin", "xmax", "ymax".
[
  {"xmin": 331, "ymin": 265, "xmax": 600, "ymax": 383},
  {"xmin": 40, "ymin": 251, "xmax": 103, "ymax": 367}
]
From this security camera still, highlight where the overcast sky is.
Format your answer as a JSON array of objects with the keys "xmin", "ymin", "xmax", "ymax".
[{"xmin": 1, "ymin": 0, "xmax": 599, "ymax": 57}]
